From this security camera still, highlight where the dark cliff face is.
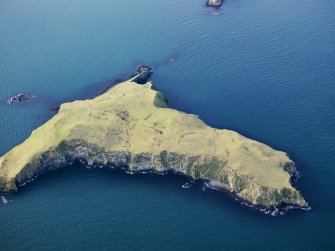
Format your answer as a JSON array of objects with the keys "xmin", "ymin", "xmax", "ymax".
[{"xmin": 7, "ymin": 139, "xmax": 308, "ymax": 214}]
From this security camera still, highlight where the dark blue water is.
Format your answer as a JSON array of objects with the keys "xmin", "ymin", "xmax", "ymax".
[{"xmin": 1, "ymin": 0, "xmax": 335, "ymax": 250}]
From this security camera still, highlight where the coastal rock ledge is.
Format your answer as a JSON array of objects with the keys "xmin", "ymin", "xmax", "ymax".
[{"xmin": 0, "ymin": 78, "xmax": 308, "ymax": 213}]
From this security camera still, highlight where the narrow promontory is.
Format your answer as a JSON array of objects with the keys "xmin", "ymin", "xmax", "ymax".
[{"xmin": 0, "ymin": 78, "xmax": 308, "ymax": 212}]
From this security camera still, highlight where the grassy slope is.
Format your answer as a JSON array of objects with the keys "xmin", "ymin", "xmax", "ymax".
[{"xmin": 0, "ymin": 79, "xmax": 294, "ymax": 191}]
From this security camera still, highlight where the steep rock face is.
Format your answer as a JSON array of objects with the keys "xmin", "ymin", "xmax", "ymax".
[{"xmin": 0, "ymin": 79, "xmax": 308, "ymax": 211}]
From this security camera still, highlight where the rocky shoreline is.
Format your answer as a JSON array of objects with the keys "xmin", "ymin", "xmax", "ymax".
[
  {"xmin": 1, "ymin": 156, "xmax": 310, "ymax": 215},
  {"xmin": 0, "ymin": 136, "xmax": 310, "ymax": 215},
  {"xmin": 203, "ymin": 176, "xmax": 310, "ymax": 215}
]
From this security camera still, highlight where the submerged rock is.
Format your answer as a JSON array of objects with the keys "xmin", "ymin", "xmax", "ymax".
[
  {"xmin": 0, "ymin": 77, "xmax": 308, "ymax": 214},
  {"xmin": 7, "ymin": 93, "xmax": 36, "ymax": 104},
  {"xmin": 1, "ymin": 195, "xmax": 12, "ymax": 205}
]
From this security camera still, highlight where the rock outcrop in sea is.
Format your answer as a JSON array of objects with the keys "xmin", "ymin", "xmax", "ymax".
[
  {"xmin": 207, "ymin": 0, "xmax": 223, "ymax": 8},
  {"xmin": 0, "ymin": 76, "xmax": 308, "ymax": 214},
  {"xmin": 7, "ymin": 93, "xmax": 36, "ymax": 104}
]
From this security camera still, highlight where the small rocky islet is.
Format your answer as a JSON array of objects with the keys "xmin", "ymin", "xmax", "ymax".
[
  {"xmin": 0, "ymin": 70, "xmax": 308, "ymax": 214},
  {"xmin": 206, "ymin": 0, "xmax": 223, "ymax": 8},
  {"xmin": 7, "ymin": 93, "xmax": 36, "ymax": 104}
]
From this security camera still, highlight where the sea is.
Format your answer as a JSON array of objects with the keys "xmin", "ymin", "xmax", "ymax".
[{"xmin": 0, "ymin": 0, "xmax": 334, "ymax": 250}]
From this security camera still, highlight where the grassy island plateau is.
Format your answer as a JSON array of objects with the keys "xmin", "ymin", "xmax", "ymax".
[{"xmin": 0, "ymin": 77, "xmax": 308, "ymax": 214}]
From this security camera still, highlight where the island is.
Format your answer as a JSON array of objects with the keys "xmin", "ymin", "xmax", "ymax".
[
  {"xmin": 207, "ymin": 0, "xmax": 223, "ymax": 8},
  {"xmin": 0, "ymin": 77, "xmax": 308, "ymax": 213}
]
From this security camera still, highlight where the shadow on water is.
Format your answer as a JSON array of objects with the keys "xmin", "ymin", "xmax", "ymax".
[
  {"xmin": 0, "ymin": 50, "xmax": 181, "ymax": 114},
  {"xmin": 0, "ymin": 50, "xmax": 182, "ymax": 128},
  {"xmin": 81, "ymin": 51, "xmax": 181, "ymax": 99},
  {"xmin": 28, "ymin": 51, "xmax": 182, "ymax": 117}
]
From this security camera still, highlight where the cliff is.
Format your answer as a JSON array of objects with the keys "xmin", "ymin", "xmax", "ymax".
[{"xmin": 0, "ymin": 78, "xmax": 308, "ymax": 212}]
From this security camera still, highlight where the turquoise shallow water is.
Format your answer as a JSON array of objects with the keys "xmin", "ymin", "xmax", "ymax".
[{"xmin": 1, "ymin": 0, "xmax": 335, "ymax": 250}]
